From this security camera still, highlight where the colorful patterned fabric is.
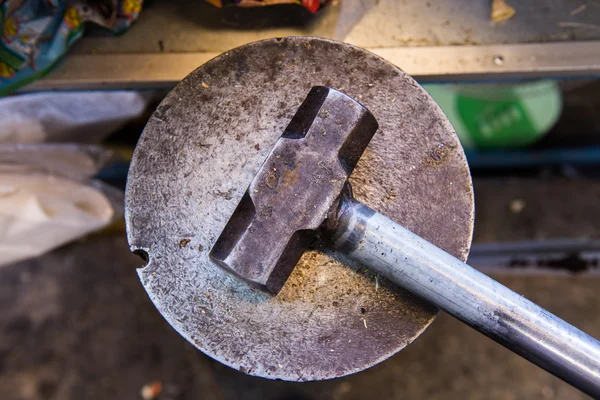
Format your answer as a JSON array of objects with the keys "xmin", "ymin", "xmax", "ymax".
[
  {"xmin": 206, "ymin": 0, "xmax": 328, "ymax": 14},
  {"xmin": 0, "ymin": 0, "xmax": 143, "ymax": 96}
]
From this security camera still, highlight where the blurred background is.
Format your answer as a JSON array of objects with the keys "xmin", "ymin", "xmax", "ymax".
[{"xmin": 0, "ymin": 0, "xmax": 599, "ymax": 399}]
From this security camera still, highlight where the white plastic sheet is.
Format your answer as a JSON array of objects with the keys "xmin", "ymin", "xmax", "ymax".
[
  {"xmin": 0, "ymin": 143, "xmax": 124, "ymax": 266},
  {"xmin": 0, "ymin": 173, "xmax": 114, "ymax": 266},
  {"xmin": 0, "ymin": 91, "xmax": 149, "ymax": 143}
]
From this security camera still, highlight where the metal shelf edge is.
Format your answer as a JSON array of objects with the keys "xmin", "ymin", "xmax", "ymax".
[{"xmin": 23, "ymin": 41, "xmax": 600, "ymax": 91}]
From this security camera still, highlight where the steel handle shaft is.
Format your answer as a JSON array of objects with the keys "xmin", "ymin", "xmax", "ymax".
[{"xmin": 332, "ymin": 199, "xmax": 600, "ymax": 398}]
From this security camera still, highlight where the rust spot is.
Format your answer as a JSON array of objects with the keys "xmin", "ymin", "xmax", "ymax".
[
  {"xmin": 282, "ymin": 151, "xmax": 297, "ymax": 169},
  {"xmin": 179, "ymin": 239, "xmax": 191, "ymax": 248},
  {"xmin": 317, "ymin": 335, "xmax": 333, "ymax": 344},
  {"xmin": 281, "ymin": 167, "xmax": 300, "ymax": 189},
  {"xmin": 154, "ymin": 104, "xmax": 170, "ymax": 121},
  {"xmin": 264, "ymin": 169, "xmax": 279, "ymax": 189},
  {"xmin": 214, "ymin": 189, "xmax": 233, "ymax": 200},
  {"xmin": 260, "ymin": 206, "xmax": 274, "ymax": 218},
  {"xmin": 425, "ymin": 143, "xmax": 454, "ymax": 168}
]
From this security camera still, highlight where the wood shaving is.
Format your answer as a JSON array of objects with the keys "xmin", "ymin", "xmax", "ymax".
[
  {"xmin": 140, "ymin": 381, "xmax": 162, "ymax": 400},
  {"xmin": 558, "ymin": 22, "xmax": 600, "ymax": 31},
  {"xmin": 570, "ymin": 4, "xmax": 587, "ymax": 16},
  {"xmin": 491, "ymin": 0, "xmax": 516, "ymax": 22},
  {"xmin": 509, "ymin": 199, "xmax": 526, "ymax": 214}
]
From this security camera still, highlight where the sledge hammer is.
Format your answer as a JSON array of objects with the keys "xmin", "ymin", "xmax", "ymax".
[{"xmin": 210, "ymin": 86, "xmax": 600, "ymax": 397}]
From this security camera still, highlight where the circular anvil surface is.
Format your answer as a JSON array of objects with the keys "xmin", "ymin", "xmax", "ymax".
[{"xmin": 125, "ymin": 37, "xmax": 474, "ymax": 381}]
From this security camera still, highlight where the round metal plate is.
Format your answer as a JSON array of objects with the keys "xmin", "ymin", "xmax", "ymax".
[{"xmin": 125, "ymin": 37, "xmax": 474, "ymax": 381}]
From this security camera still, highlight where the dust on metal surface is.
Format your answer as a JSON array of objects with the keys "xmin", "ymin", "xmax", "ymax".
[
  {"xmin": 125, "ymin": 37, "xmax": 474, "ymax": 381},
  {"xmin": 210, "ymin": 86, "xmax": 378, "ymax": 293}
]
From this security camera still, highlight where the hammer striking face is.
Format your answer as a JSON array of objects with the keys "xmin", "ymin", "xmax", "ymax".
[{"xmin": 210, "ymin": 86, "xmax": 378, "ymax": 293}]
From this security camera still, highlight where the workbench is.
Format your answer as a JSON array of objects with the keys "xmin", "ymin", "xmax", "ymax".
[{"xmin": 24, "ymin": 0, "xmax": 600, "ymax": 91}]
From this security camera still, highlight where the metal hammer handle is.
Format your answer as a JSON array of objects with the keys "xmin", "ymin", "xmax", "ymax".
[{"xmin": 332, "ymin": 198, "xmax": 600, "ymax": 397}]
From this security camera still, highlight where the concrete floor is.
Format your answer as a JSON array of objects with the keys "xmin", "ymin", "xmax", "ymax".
[{"xmin": 0, "ymin": 233, "xmax": 597, "ymax": 400}]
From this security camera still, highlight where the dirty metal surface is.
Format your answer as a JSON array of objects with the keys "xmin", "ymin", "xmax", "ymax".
[
  {"xmin": 210, "ymin": 86, "xmax": 378, "ymax": 293},
  {"xmin": 125, "ymin": 37, "xmax": 474, "ymax": 381}
]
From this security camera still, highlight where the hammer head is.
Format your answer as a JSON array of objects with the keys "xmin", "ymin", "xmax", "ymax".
[{"xmin": 210, "ymin": 87, "xmax": 378, "ymax": 293}]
